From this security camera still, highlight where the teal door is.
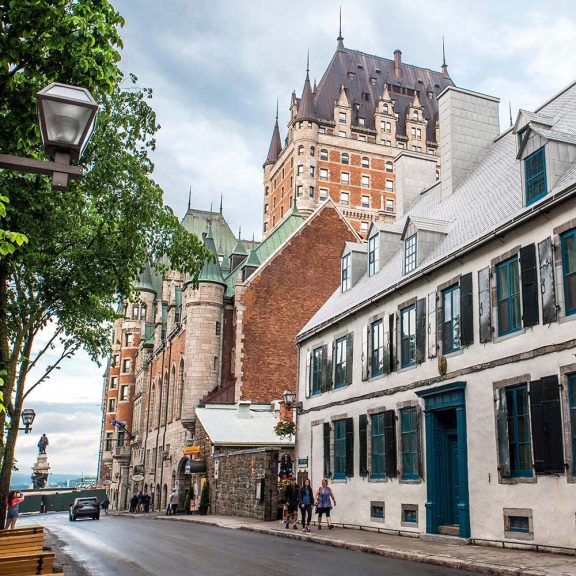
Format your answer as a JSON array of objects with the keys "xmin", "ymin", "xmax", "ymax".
[
  {"xmin": 445, "ymin": 431, "xmax": 459, "ymax": 526},
  {"xmin": 434, "ymin": 411, "xmax": 459, "ymax": 528}
]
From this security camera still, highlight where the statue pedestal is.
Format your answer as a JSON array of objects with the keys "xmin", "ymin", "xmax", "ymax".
[{"xmin": 32, "ymin": 454, "xmax": 50, "ymax": 489}]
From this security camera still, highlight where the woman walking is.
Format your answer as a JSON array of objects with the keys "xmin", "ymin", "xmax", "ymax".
[
  {"xmin": 5, "ymin": 490, "xmax": 25, "ymax": 530},
  {"xmin": 299, "ymin": 479, "xmax": 314, "ymax": 532},
  {"xmin": 314, "ymin": 478, "xmax": 336, "ymax": 530}
]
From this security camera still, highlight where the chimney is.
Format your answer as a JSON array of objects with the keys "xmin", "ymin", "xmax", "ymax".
[
  {"xmin": 394, "ymin": 150, "xmax": 437, "ymax": 219},
  {"xmin": 393, "ymin": 49, "xmax": 402, "ymax": 79},
  {"xmin": 438, "ymin": 86, "xmax": 500, "ymax": 201},
  {"xmin": 237, "ymin": 400, "xmax": 252, "ymax": 419}
]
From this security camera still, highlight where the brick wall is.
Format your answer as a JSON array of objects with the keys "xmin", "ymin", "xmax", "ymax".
[{"xmin": 238, "ymin": 203, "xmax": 357, "ymax": 402}]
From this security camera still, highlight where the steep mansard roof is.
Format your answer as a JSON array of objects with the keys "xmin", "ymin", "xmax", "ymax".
[
  {"xmin": 313, "ymin": 45, "xmax": 454, "ymax": 142},
  {"xmin": 299, "ymin": 81, "xmax": 576, "ymax": 339}
]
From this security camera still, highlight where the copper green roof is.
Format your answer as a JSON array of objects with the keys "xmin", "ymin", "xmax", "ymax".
[
  {"xmin": 198, "ymin": 227, "xmax": 226, "ymax": 287},
  {"xmin": 134, "ymin": 262, "xmax": 162, "ymax": 294},
  {"xmin": 182, "ymin": 209, "xmax": 238, "ymax": 258},
  {"xmin": 225, "ymin": 209, "xmax": 305, "ymax": 296},
  {"xmin": 244, "ymin": 249, "xmax": 260, "ymax": 268},
  {"xmin": 230, "ymin": 237, "xmax": 248, "ymax": 257}
]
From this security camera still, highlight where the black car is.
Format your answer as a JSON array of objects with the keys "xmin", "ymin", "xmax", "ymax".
[{"xmin": 69, "ymin": 497, "xmax": 100, "ymax": 521}]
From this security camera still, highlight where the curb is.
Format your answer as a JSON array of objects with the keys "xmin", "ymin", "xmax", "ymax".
[{"xmin": 155, "ymin": 516, "xmax": 550, "ymax": 576}]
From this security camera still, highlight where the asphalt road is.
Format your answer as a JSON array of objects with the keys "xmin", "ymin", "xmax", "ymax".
[{"xmin": 21, "ymin": 513, "xmax": 478, "ymax": 576}]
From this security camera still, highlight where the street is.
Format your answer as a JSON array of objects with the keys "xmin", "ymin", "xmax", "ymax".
[{"xmin": 21, "ymin": 513, "xmax": 479, "ymax": 576}]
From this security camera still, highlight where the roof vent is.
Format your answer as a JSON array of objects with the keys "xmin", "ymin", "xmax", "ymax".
[{"xmin": 237, "ymin": 400, "xmax": 252, "ymax": 419}]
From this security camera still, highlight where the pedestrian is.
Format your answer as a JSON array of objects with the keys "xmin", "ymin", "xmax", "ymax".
[
  {"xmin": 283, "ymin": 478, "xmax": 299, "ymax": 529},
  {"xmin": 5, "ymin": 490, "xmax": 25, "ymax": 529},
  {"xmin": 129, "ymin": 493, "xmax": 138, "ymax": 513},
  {"xmin": 314, "ymin": 478, "xmax": 336, "ymax": 530},
  {"xmin": 143, "ymin": 491, "xmax": 150, "ymax": 513},
  {"xmin": 136, "ymin": 490, "xmax": 143, "ymax": 513},
  {"xmin": 299, "ymin": 478, "xmax": 313, "ymax": 532},
  {"xmin": 168, "ymin": 489, "xmax": 178, "ymax": 515},
  {"xmin": 101, "ymin": 497, "xmax": 110, "ymax": 515}
]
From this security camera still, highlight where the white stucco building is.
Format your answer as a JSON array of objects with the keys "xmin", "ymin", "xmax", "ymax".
[{"xmin": 295, "ymin": 81, "xmax": 576, "ymax": 547}]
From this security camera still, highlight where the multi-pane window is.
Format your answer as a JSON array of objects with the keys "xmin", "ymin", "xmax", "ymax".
[
  {"xmin": 339, "ymin": 112, "xmax": 346, "ymax": 124},
  {"xmin": 125, "ymin": 333, "xmax": 133, "ymax": 347},
  {"xmin": 341, "ymin": 254, "xmax": 350, "ymax": 292},
  {"xmin": 311, "ymin": 346, "xmax": 323, "ymax": 395},
  {"xmin": 561, "ymin": 229, "xmax": 576, "ymax": 315},
  {"xmin": 385, "ymin": 179, "xmax": 393, "ymax": 191},
  {"xmin": 110, "ymin": 376, "xmax": 118, "ymax": 389},
  {"xmin": 400, "ymin": 305, "xmax": 416, "ymax": 367},
  {"xmin": 320, "ymin": 149, "xmax": 328, "ymax": 161},
  {"xmin": 340, "ymin": 191, "xmax": 349, "ymax": 205},
  {"xmin": 333, "ymin": 420, "xmax": 347, "ymax": 479},
  {"xmin": 122, "ymin": 358, "xmax": 132, "ymax": 373},
  {"xmin": 386, "ymin": 161, "xmax": 393, "ymax": 172},
  {"xmin": 404, "ymin": 234, "xmax": 417, "ymax": 273},
  {"xmin": 360, "ymin": 222, "xmax": 369, "ymax": 235},
  {"xmin": 105, "ymin": 432, "xmax": 113, "ymax": 452},
  {"xmin": 309, "ymin": 186, "xmax": 315, "ymax": 198},
  {"xmin": 442, "ymin": 285, "xmax": 461, "ymax": 353},
  {"xmin": 319, "ymin": 188, "xmax": 328, "ymax": 201},
  {"xmin": 131, "ymin": 305, "xmax": 139, "ymax": 319},
  {"xmin": 298, "ymin": 145, "xmax": 304, "ymax": 155},
  {"xmin": 525, "ymin": 147, "xmax": 546, "ymax": 205},
  {"xmin": 320, "ymin": 168, "xmax": 328, "ymax": 181},
  {"xmin": 119, "ymin": 385, "xmax": 129, "ymax": 401},
  {"xmin": 385, "ymin": 199, "xmax": 394, "ymax": 212},
  {"xmin": 370, "ymin": 319, "xmax": 384, "ymax": 377},
  {"xmin": 361, "ymin": 195, "xmax": 370, "ymax": 208},
  {"xmin": 368, "ymin": 234, "xmax": 379, "ymax": 276},
  {"xmin": 371, "ymin": 413, "xmax": 386, "ymax": 478},
  {"xmin": 361, "ymin": 175, "xmax": 370, "ymax": 188},
  {"xmin": 140, "ymin": 304, "xmax": 146, "ymax": 320},
  {"xmin": 117, "ymin": 430, "xmax": 125, "ymax": 448},
  {"xmin": 341, "ymin": 172, "xmax": 350, "ymax": 184},
  {"xmin": 341, "ymin": 153, "xmax": 349, "ymax": 165},
  {"xmin": 568, "ymin": 374, "xmax": 576, "ymax": 472},
  {"xmin": 310, "ymin": 166, "xmax": 315, "ymax": 177},
  {"xmin": 496, "ymin": 257, "xmax": 521, "ymax": 335},
  {"xmin": 401, "ymin": 407, "xmax": 418, "ymax": 479},
  {"xmin": 385, "ymin": 121, "xmax": 391, "ymax": 133},
  {"xmin": 362, "ymin": 157, "xmax": 370, "ymax": 168},
  {"xmin": 506, "ymin": 385, "xmax": 532, "ymax": 477},
  {"xmin": 334, "ymin": 336, "xmax": 348, "ymax": 388},
  {"xmin": 297, "ymin": 164, "xmax": 303, "ymax": 175},
  {"xmin": 107, "ymin": 398, "xmax": 116, "ymax": 413},
  {"xmin": 297, "ymin": 185, "xmax": 303, "ymax": 196}
]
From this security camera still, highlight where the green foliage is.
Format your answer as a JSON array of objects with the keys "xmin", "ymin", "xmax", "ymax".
[
  {"xmin": 0, "ymin": 196, "xmax": 28, "ymax": 257},
  {"xmin": 183, "ymin": 486, "xmax": 195, "ymax": 510},
  {"xmin": 200, "ymin": 482, "xmax": 210, "ymax": 509}
]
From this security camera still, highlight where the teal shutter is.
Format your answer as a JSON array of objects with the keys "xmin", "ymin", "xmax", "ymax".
[
  {"xmin": 345, "ymin": 417, "xmax": 354, "ymax": 477},
  {"xmin": 520, "ymin": 244, "xmax": 540, "ymax": 327},
  {"xmin": 323, "ymin": 423, "xmax": 331, "ymax": 478},
  {"xmin": 359, "ymin": 414, "xmax": 368, "ymax": 477},
  {"xmin": 460, "ymin": 272, "xmax": 474, "ymax": 346}
]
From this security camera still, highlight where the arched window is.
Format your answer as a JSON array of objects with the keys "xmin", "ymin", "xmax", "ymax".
[
  {"xmin": 386, "ymin": 161, "xmax": 393, "ymax": 173},
  {"xmin": 320, "ymin": 149, "xmax": 328, "ymax": 161},
  {"xmin": 383, "ymin": 103, "xmax": 389, "ymax": 114},
  {"xmin": 156, "ymin": 378, "xmax": 162, "ymax": 428},
  {"xmin": 140, "ymin": 304, "xmax": 147, "ymax": 320},
  {"xmin": 161, "ymin": 370, "xmax": 169, "ymax": 426},
  {"xmin": 412, "ymin": 111, "xmax": 418, "ymax": 121},
  {"xmin": 361, "ymin": 157, "xmax": 370, "ymax": 168},
  {"xmin": 149, "ymin": 383, "xmax": 156, "ymax": 431},
  {"xmin": 341, "ymin": 153, "xmax": 349, "ymax": 165},
  {"xmin": 176, "ymin": 359, "xmax": 184, "ymax": 419},
  {"xmin": 310, "ymin": 146, "xmax": 315, "ymax": 157},
  {"xmin": 298, "ymin": 145, "xmax": 304, "ymax": 156},
  {"xmin": 168, "ymin": 365, "xmax": 176, "ymax": 423}
]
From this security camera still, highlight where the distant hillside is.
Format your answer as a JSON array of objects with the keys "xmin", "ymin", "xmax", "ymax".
[{"xmin": 10, "ymin": 472, "xmax": 85, "ymax": 489}]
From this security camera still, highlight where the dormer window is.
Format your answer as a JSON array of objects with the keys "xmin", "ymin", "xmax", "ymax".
[
  {"xmin": 359, "ymin": 117, "xmax": 365, "ymax": 126},
  {"xmin": 341, "ymin": 254, "xmax": 351, "ymax": 292},
  {"xmin": 517, "ymin": 126, "xmax": 528, "ymax": 147},
  {"xmin": 339, "ymin": 112, "xmax": 347, "ymax": 124},
  {"xmin": 412, "ymin": 111, "xmax": 419, "ymax": 122},
  {"xmin": 383, "ymin": 104, "xmax": 389, "ymax": 114},
  {"xmin": 525, "ymin": 147, "xmax": 546, "ymax": 205},
  {"xmin": 404, "ymin": 234, "xmax": 417, "ymax": 273},
  {"xmin": 368, "ymin": 234, "xmax": 379, "ymax": 276}
]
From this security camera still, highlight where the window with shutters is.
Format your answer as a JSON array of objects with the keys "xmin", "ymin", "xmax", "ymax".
[
  {"xmin": 323, "ymin": 422, "xmax": 331, "ymax": 478},
  {"xmin": 496, "ymin": 257, "xmax": 521, "ymax": 336},
  {"xmin": 442, "ymin": 285, "xmax": 460, "ymax": 353},
  {"xmin": 525, "ymin": 147, "xmax": 546, "ymax": 205},
  {"xmin": 400, "ymin": 305, "xmax": 416, "ymax": 368},
  {"xmin": 311, "ymin": 347, "xmax": 323, "ymax": 396},
  {"xmin": 359, "ymin": 414, "xmax": 368, "ymax": 476},
  {"xmin": 371, "ymin": 413, "xmax": 386, "ymax": 478},
  {"xmin": 569, "ymin": 374, "xmax": 576, "ymax": 473},
  {"xmin": 368, "ymin": 234, "xmax": 379, "ymax": 276},
  {"xmin": 400, "ymin": 407, "xmax": 419, "ymax": 480},
  {"xmin": 506, "ymin": 385, "xmax": 532, "ymax": 477},
  {"xmin": 520, "ymin": 244, "xmax": 539, "ymax": 327},
  {"xmin": 341, "ymin": 254, "xmax": 351, "ymax": 292},
  {"xmin": 561, "ymin": 229, "xmax": 576, "ymax": 316},
  {"xmin": 334, "ymin": 419, "xmax": 347, "ymax": 479},
  {"xmin": 334, "ymin": 336, "xmax": 347, "ymax": 388},
  {"xmin": 370, "ymin": 319, "xmax": 384, "ymax": 377},
  {"xmin": 404, "ymin": 234, "xmax": 417, "ymax": 273}
]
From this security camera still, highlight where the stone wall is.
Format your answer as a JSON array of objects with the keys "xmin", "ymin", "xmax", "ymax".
[{"xmin": 212, "ymin": 448, "xmax": 281, "ymax": 520}]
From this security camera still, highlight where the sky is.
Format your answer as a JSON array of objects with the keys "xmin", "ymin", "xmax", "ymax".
[{"xmin": 15, "ymin": 0, "xmax": 576, "ymax": 479}]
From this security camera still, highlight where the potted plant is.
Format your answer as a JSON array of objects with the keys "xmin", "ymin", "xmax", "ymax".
[
  {"xmin": 198, "ymin": 481, "xmax": 209, "ymax": 515},
  {"xmin": 274, "ymin": 419, "xmax": 296, "ymax": 439},
  {"xmin": 184, "ymin": 486, "xmax": 195, "ymax": 515}
]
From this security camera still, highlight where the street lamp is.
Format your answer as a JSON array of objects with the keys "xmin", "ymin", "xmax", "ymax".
[
  {"xmin": 282, "ymin": 389, "xmax": 297, "ymax": 407},
  {"xmin": 20, "ymin": 408, "xmax": 36, "ymax": 434},
  {"xmin": 0, "ymin": 82, "xmax": 98, "ymax": 191}
]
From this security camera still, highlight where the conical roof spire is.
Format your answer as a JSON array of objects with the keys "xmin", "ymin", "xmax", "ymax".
[
  {"xmin": 187, "ymin": 186, "xmax": 191, "ymax": 212},
  {"xmin": 441, "ymin": 36, "xmax": 448, "ymax": 76},
  {"xmin": 198, "ymin": 224, "xmax": 226, "ymax": 286},
  {"xmin": 337, "ymin": 7, "xmax": 344, "ymax": 51},
  {"xmin": 296, "ymin": 53, "xmax": 316, "ymax": 123},
  {"xmin": 264, "ymin": 101, "xmax": 282, "ymax": 167}
]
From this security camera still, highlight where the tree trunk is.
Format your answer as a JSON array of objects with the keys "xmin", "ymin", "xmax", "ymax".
[{"xmin": 0, "ymin": 261, "xmax": 10, "ymax": 465}]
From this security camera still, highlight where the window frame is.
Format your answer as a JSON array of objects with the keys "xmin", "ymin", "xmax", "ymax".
[
  {"xmin": 340, "ymin": 191, "xmax": 349, "ymax": 205},
  {"xmin": 319, "ymin": 168, "xmax": 328, "ymax": 181},
  {"xmin": 404, "ymin": 234, "xmax": 417, "ymax": 274},
  {"xmin": 341, "ymin": 153, "xmax": 349, "ymax": 165},
  {"xmin": 368, "ymin": 234, "xmax": 379, "ymax": 276},
  {"xmin": 334, "ymin": 336, "xmax": 348, "ymax": 388},
  {"xmin": 525, "ymin": 147, "xmax": 547, "ymax": 206},
  {"xmin": 506, "ymin": 385, "xmax": 533, "ymax": 478},
  {"xmin": 341, "ymin": 171, "xmax": 350, "ymax": 184},
  {"xmin": 496, "ymin": 256, "xmax": 521, "ymax": 336},
  {"xmin": 370, "ymin": 319, "xmax": 384, "ymax": 377},
  {"xmin": 441, "ymin": 284, "xmax": 461, "ymax": 354},
  {"xmin": 341, "ymin": 254, "xmax": 351, "ymax": 292},
  {"xmin": 568, "ymin": 373, "xmax": 576, "ymax": 473},
  {"xmin": 400, "ymin": 407, "xmax": 419, "ymax": 480},
  {"xmin": 311, "ymin": 346, "xmax": 323, "ymax": 396},
  {"xmin": 400, "ymin": 305, "xmax": 416, "ymax": 368},
  {"xmin": 370, "ymin": 412, "xmax": 386, "ymax": 478},
  {"xmin": 320, "ymin": 149, "xmax": 328, "ymax": 161},
  {"xmin": 333, "ymin": 419, "xmax": 347, "ymax": 479},
  {"xmin": 361, "ymin": 175, "xmax": 370, "ymax": 188},
  {"xmin": 561, "ymin": 228, "xmax": 576, "ymax": 316}
]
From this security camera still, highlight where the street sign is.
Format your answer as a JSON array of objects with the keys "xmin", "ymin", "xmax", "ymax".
[
  {"xmin": 132, "ymin": 474, "xmax": 144, "ymax": 482},
  {"xmin": 298, "ymin": 457, "xmax": 308, "ymax": 468}
]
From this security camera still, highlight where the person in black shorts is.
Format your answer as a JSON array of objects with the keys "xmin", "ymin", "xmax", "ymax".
[
  {"xmin": 314, "ymin": 478, "xmax": 336, "ymax": 530},
  {"xmin": 283, "ymin": 478, "xmax": 300, "ymax": 529}
]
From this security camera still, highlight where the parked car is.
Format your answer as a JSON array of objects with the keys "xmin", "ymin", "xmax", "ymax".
[{"xmin": 69, "ymin": 497, "xmax": 100, "ymax": 521}]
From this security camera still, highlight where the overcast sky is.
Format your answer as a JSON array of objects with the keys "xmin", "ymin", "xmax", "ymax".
[{"xmin": 16, "ymin": 0, "xmax": 576, "ymax": 479}]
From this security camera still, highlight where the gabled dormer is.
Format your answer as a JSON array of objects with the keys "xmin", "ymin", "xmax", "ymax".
[
  {"xmin": 513, "ymin": 109, "xmax": 576, "ymax": 206},
  {"xmin": 366, "ymin": 222, "xmax": 403, "ymax": 277},
  {"xmin": 375, "ymin": 84, "xmax": 396, "ymax": 145},
  {"xmin": 341, "ymin": 241, "xmax": 367, "ymax": 292},
  {"xmin": 334, "ymin": 85, "xmax": 352, "ymax": 138},
  {"xmin": 400, "ymin": 216, "xmax": 449, "ymax": 274}
]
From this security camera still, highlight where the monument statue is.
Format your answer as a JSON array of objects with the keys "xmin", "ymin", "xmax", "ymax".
[{"xmin": 37, "ymin": 434, "xmax": 49, "ymax": 454}]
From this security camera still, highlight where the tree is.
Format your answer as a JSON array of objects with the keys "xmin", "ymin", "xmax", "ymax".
[{"xmin": 0, "ymin": 2, "xmax": 210, "ymax": 522}]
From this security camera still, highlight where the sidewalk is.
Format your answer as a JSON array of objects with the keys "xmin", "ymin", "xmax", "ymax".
[{"xmin": 156, "ymin": 514, "xmax": 576, "ymax": 576}]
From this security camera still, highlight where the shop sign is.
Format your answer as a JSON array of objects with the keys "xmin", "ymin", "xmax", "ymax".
[
  {"xmin": 298, "ymin": 457, "xmax": 308, "ymax": 468},
  {"xmin": 183, "ymin": 445, "xmax": 201, "ymax": 456}
]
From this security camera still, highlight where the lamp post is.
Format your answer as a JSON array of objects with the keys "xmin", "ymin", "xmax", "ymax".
[
  {"xmin": 19, "ymin": 408, "xmax": 36, "ymax": 434},
  {"xmin": 282, "ymin": 390, "xmax": 296, "ymax": 408},
  {"xmin": 0, "ymin": 82, "xmax": 98, "ymax": 191}
]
